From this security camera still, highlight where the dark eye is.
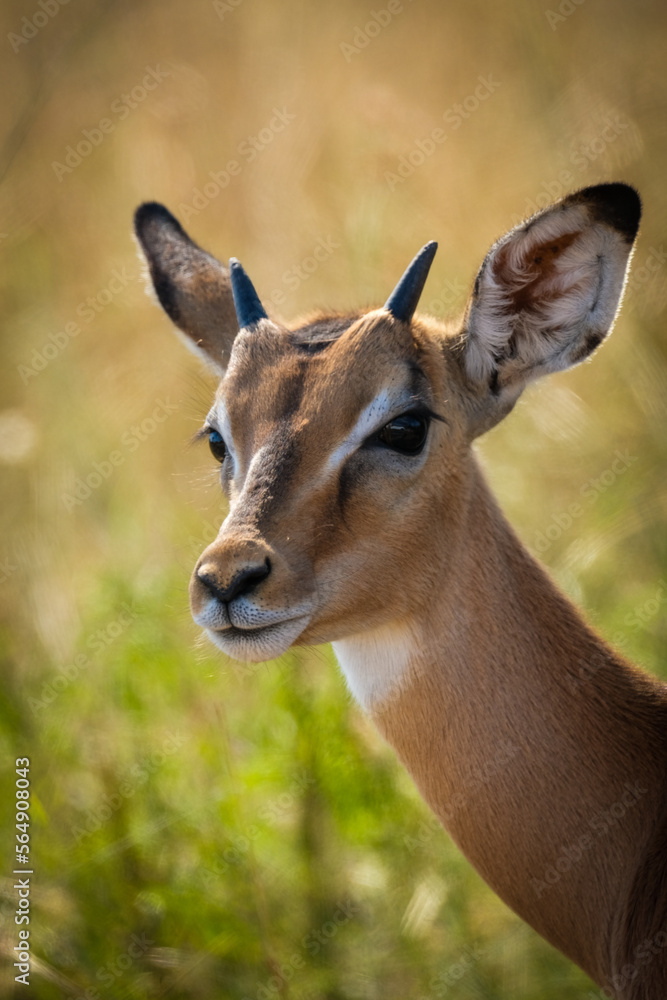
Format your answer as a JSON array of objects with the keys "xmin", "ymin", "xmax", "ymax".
[
  {"xmin": 375, "ymin": 413, "xmax": 429, "ymax": 455},
  {"xmin": 208, "ymin": 429, "xmax": 226, "ymax": 463}
]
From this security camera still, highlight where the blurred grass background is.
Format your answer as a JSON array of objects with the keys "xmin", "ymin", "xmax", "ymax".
[{"xmin": 1, "ymin": 0, "xmax": 666, "ymax": 996}]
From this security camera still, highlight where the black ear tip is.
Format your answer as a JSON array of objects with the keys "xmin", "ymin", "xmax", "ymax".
[
  {"xmin": 577, "ymin": 183, "xmax": 642, "ymax": 241},
  {"xmin": 133, "ymin": 202, "xmax": 185, "ymax": 245}
]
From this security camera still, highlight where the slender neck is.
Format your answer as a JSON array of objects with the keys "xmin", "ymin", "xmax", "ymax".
[{"xmin": 334, "ymin": 459, "xmax": 667, "ymax": 987}]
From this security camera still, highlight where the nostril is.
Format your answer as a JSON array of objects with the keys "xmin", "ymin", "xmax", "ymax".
[
  {"xmin": 197, "ymin": 569, "xmax": 225, "ymax": 604},
  {"xmin": 233, "ymin": 557, "xmax": 271, "ymax": 599},
  {"xmin": 197, "ymin": 557, "xmax": 271, "ymax": 604}
]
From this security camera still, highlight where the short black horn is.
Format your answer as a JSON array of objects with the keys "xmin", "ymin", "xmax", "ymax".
[
  {"xmin": 384, "ymin": 241, "xmax": 438, "ymax": 323},
  {"xmin": 229, "ymin": 258, "xmax": 268, "ymax": 329}
]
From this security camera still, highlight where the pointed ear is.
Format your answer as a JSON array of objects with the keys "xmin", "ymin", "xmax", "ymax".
[
  {"xmin": 133, "ymin": 203, "xmax": 241, "ymax": 374},
  {"xmin": 459, "ymin": 183, "xmax": 641, "ymax": 431}
]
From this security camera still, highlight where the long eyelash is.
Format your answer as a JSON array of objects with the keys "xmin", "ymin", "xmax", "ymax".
[
  {"xmin": 409, "ymin": 403, "xmax": 446, "ymax": 424},
  {"xmin": 190, "ymin": 425, "xmax": 211, "ymax": 446}
]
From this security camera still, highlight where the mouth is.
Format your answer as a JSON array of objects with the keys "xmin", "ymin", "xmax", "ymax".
[{"xmin": 203, "ymin": 614, "xmax": 311, "ymax": 662}]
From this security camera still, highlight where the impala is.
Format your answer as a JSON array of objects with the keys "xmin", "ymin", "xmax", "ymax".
[{"xmin": 134, "ymin": 183, "xmax": 667, "ymax": 1000}]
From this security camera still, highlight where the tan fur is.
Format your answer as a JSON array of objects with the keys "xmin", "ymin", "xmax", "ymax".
[
  {"xmin": 371, "ymin": 465, "xmax": 667, "ymax": 992},
  {"xmin": 135, "ymin": 185, "xmax": 666, "ymax": 998}
]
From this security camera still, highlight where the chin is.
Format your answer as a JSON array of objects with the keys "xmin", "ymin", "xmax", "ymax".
[{"xmin": 204, "ymin": 616, "xmax": 310, "ymax": 662}]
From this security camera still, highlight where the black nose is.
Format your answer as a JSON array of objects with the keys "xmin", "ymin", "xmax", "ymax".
[{"xmin": 198, "ymin": 558, "xmax": 271, "ymax": 604}]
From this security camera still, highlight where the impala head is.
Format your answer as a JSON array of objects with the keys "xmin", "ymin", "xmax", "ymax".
[{"xmin": 134, "ymin": 184, "xmax": 641, "ymax": 663}]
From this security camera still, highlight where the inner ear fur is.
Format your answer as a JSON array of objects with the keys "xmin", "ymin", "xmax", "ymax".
[
  {"xmin": 134, "ymin": 203, "xmax": 240, "ymax": 373},
  {"xmin": 460, "ymin": 183, "xmax": 641, "ymax": 411}
]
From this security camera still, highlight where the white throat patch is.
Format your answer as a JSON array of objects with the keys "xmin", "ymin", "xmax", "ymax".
[{"xmin": 332, "ymin": 623, "xmax": 415, "ymax": 712}]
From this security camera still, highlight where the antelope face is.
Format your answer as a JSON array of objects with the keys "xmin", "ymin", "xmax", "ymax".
[
  {"xmin": 134, "ymin": 184, "xmax": 641, "ymax": 662},
  {"xmin": 189, "ymin": 307, "xmax": 466, "ymax": 661}
]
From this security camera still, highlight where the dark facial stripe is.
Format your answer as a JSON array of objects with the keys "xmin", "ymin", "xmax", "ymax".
[
  {"xmin": 289, "ymin": 314, "xmax": 360, "ymax": 350},
  {"xmin": 239, "ymin": 430, "xmax": 300, "ymax": 530},
  {"xmin": 334, "ymin": 462, "xmax": 357, "ymax": 533},
  {"xmin": 272, "ymin": 359, "xmax": 308, "ymax": 422}
]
